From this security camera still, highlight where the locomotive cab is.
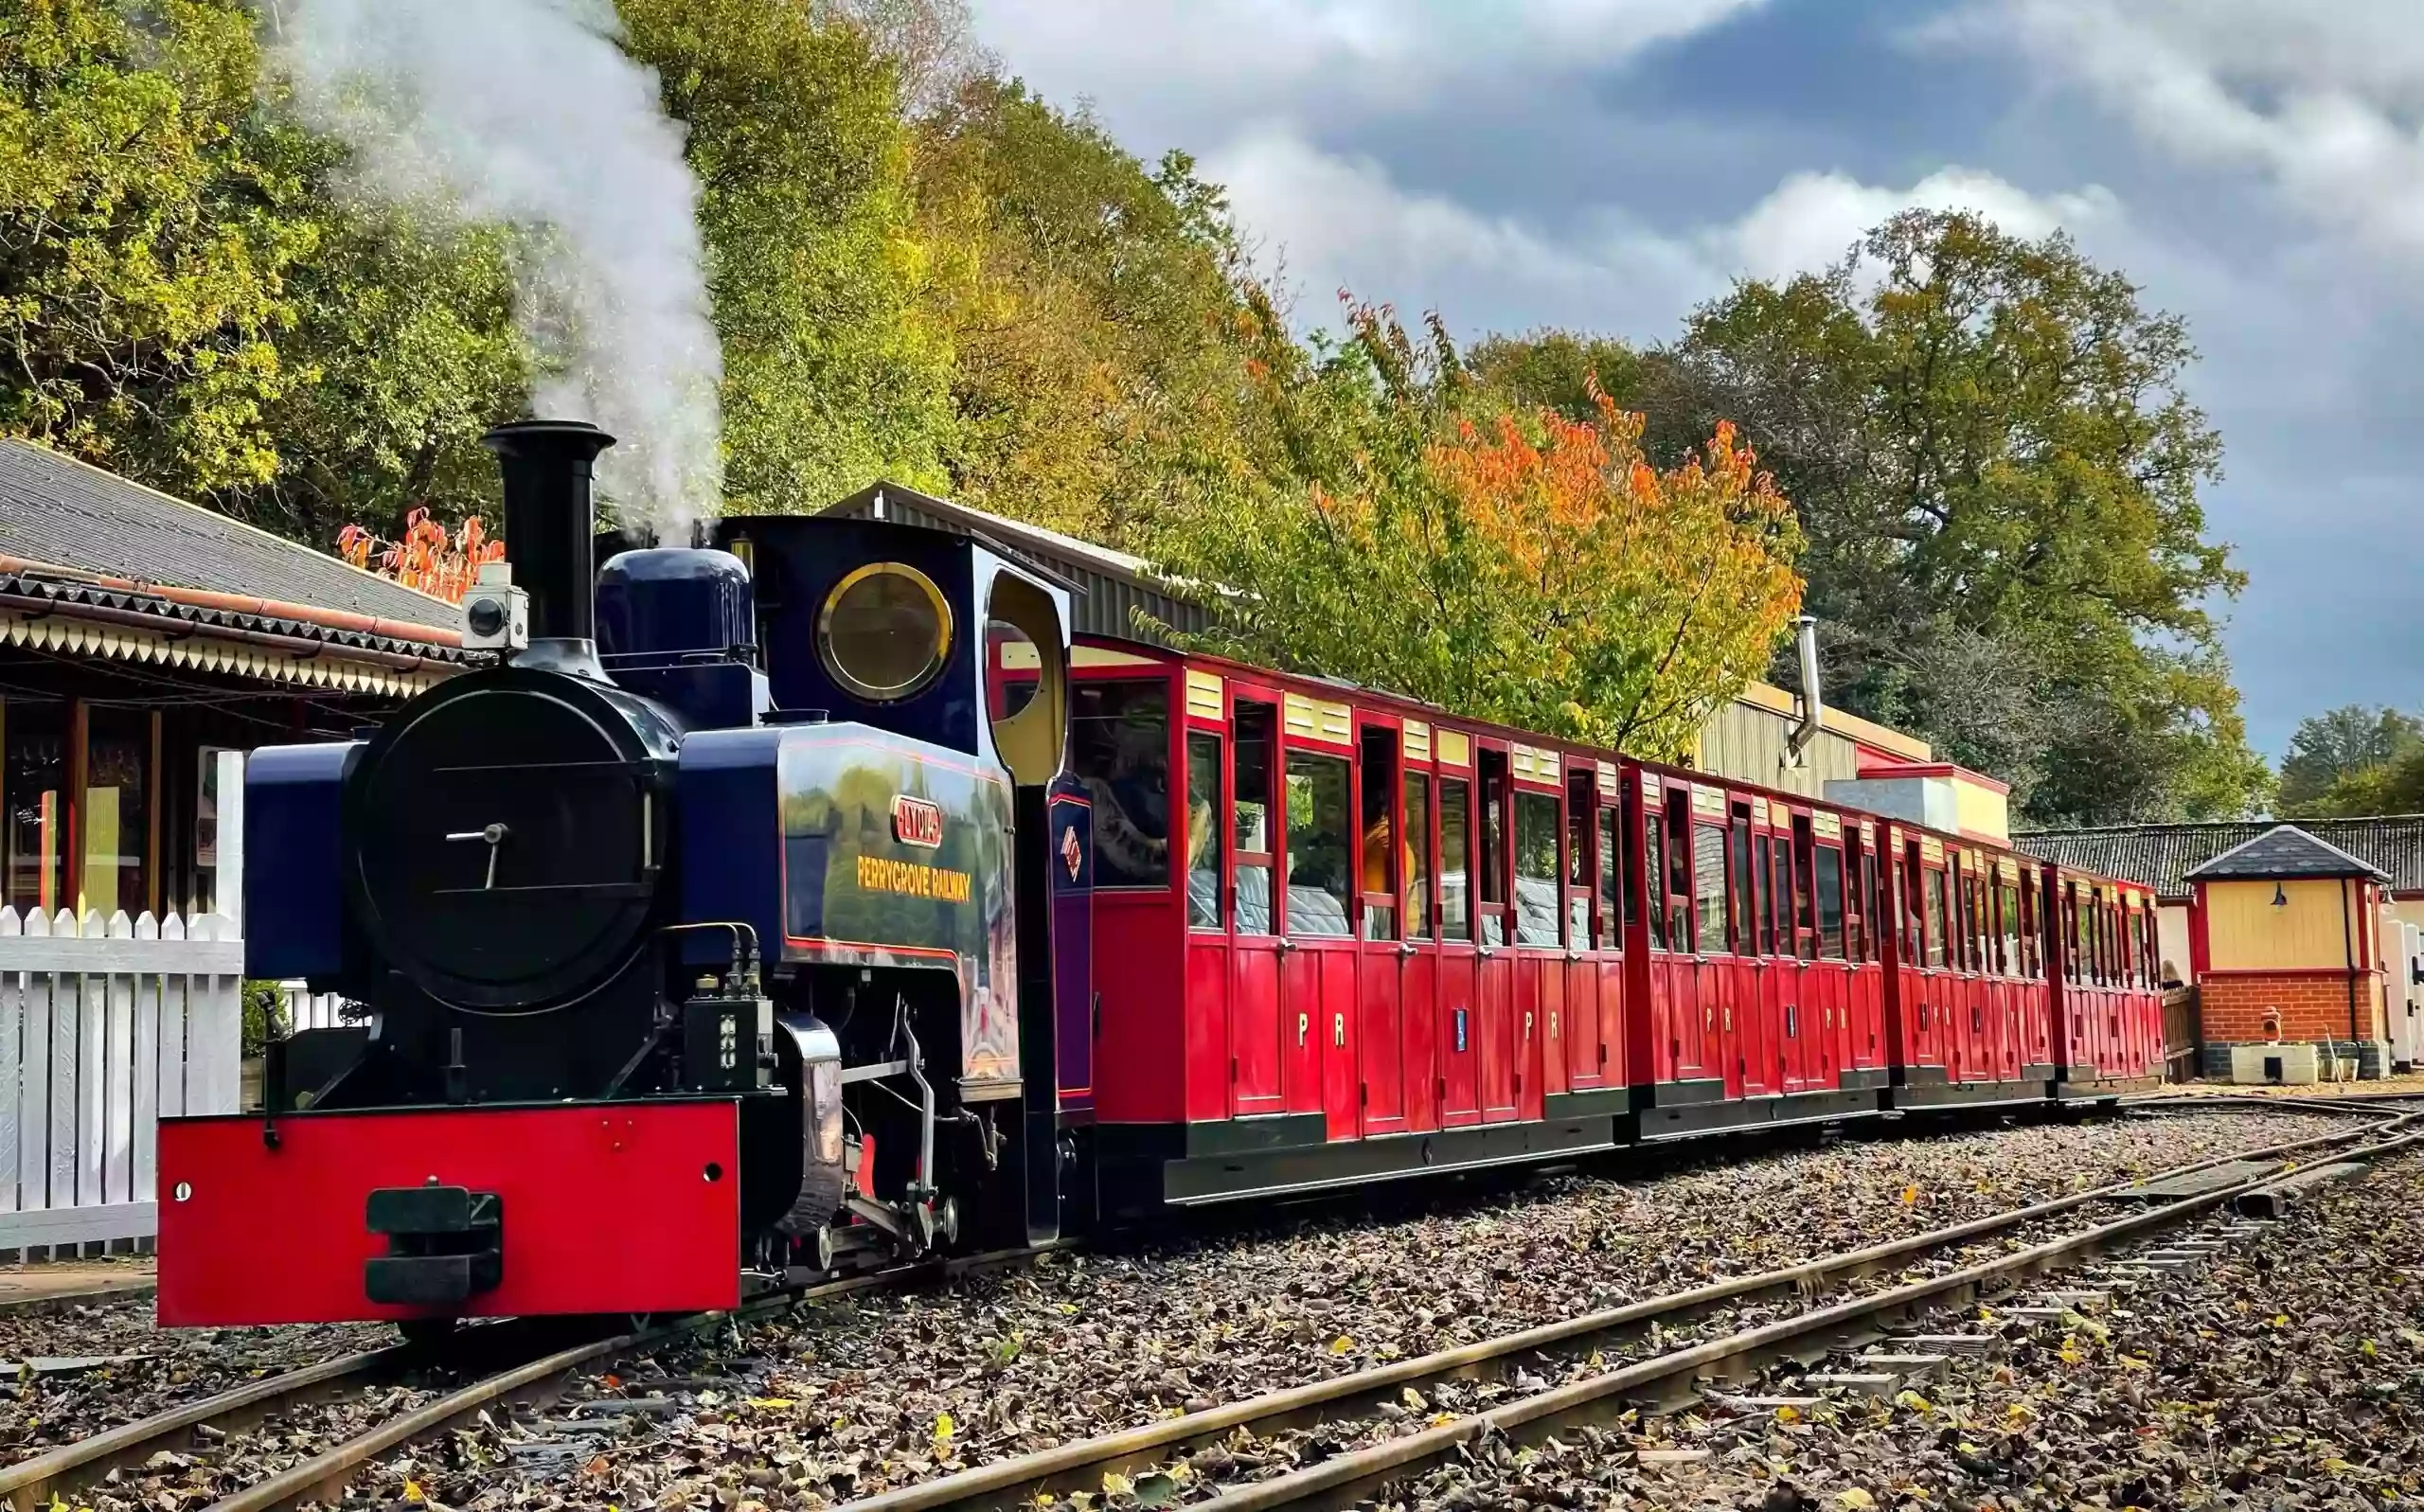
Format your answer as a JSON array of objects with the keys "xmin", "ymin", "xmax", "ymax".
[{"xmin": 155, "ymin": 420, "xmax": 1075, "ymax": 1332}]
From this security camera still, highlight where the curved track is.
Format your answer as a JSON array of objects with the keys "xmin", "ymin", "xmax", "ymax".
[
  {"xmin": 830, "ymin": 1100, "xmax": 2423, "ymax": 1512},
  {"xmin": 0, "ymin": 1245, "xmax": 1051, "ymax": 1512},
  {"xmin": 5, "ymin": 1095, "xmax": 2405, "ymax": 1512}
]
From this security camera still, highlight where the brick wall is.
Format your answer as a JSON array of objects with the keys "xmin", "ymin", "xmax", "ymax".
[{"xmin": 2199, "ymin": 970, "xmax": 2384, "ymax": 1043}]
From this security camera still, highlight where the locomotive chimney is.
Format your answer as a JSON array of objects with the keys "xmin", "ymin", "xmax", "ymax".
[{"xmin": 480, "ymin": 418, "xmax": 617, "ymax": 648}]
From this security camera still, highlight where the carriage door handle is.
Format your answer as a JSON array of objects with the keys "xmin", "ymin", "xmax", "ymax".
[{"xmin": 1399, "ymin": 942, "xmax": 1417, "ymax": 958}]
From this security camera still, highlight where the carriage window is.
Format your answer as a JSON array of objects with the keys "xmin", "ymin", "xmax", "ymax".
[
  {"xmin": 1667, "ymin": 794, "xmax": 1696, "ymax": 953},
  {"xmin": 1361, "ymin": 729, "xmax": 1398, "ymax": 943},
  {"xmin": 1902, "ymin": 843, "xmax": 1924, "ymax": 961},
  {"xmin": 2020, "ymin": 876, "xmax": 2039, "ymax": 978},
  {"xmin": 1976, "ymin": 876, "xmax": 1994, "ymax": 971},
  {"xmin": 1923, "ymin": 868, "xmax": 1950, "ymax": 969},
  {"xmin": 1596, "ymin": 805, "xmax": 1621, "ymax": 950},
  {"xmin": 1998, "ymin": 879, "xmax": 2022, "ymax": 976},
  {"xmin": 1567, "ymin": 773, "xmax": 1594, "ymax": 945},
  {"xmin": 1405, "ymin": 773, "xmax": 1433, "ymax": 941},
  {"xmin": 1232, "ymin": 701, "xmax": 1275, "ymax": 934},
  {"xmin": 1440, "ymin": 777, "xmax": 1472, "ymax": 942},
  {"xmin": 1068, "ymin": 680, "xmax": 1169, "ymax": 888},
  {"xmin": 1792, "ymin": 820, "xmax": 1819, "ymax": 960},
  {"xmin": 1731, "ymin": 809, "xmax": 1756, "ymax": 954},
  {"xmin": 1481, "ymin": 759, "xmax": 1508, "ymax": 948},
  {"xmin": 1862, "ymin": 845, "xmax": 1883, "ymax": 962},
  {"xmin": 1692, "ymin": 823, "xmax": 1728, "ymax": 955},
  {"xmin": 1643, "ymin": 807, "xmax": 1668, "ymax": 951},
  {"xmin": 1285, "ymin": 751, "xmax": 1352, "ymax": 937},
  {"xmin": 1516, "ymin": 792, "xmax": 1562, "ymax": 947},
  {"xmin": 1185, "ymin": 733, "xmax": 1221, "ymax": 929},
  {"xmin": 1842, "ymin": 833, "xmax": 1863, "ymax": 961},
  {"xmin": 1815, "ymin": 845, "xmax": 1846, "ymax": 959},
  {"xmin": 1755, "ymin": 834, "xmax": 1776, "ymax": 954},
  {"xmin": 1771, "ymin": 833, "xmax": 1794, "ymax": 958},
  {"xmin": 1949, "ymin": 867, "xmax": 1968, "ymax": 973}
]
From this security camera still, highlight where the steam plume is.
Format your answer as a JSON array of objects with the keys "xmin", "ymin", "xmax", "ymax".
[{"xmin": 276, "ymin": 0, "xmax": 722, "ymax": 536}]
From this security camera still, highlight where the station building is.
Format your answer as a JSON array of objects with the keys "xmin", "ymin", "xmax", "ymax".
[{"xmin": 0, "ymin": 440, "xmax": 463, "ymax": 927}]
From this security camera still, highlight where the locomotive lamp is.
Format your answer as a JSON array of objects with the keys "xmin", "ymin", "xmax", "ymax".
[{"xmin": 459, "ymin": 561, "xmax": 528, "ymax": 651}]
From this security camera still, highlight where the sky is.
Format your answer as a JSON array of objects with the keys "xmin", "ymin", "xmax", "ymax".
[{"xmin": 965, "ymin": 0, "xmax": 2424, "ymax": 759}]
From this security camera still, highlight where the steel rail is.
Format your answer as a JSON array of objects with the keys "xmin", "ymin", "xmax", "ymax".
[
  {"xmin": 837, "ymin": 1105, "xmax": 2417, "ymax": 1512},
  {"xmin": 11, "ymin": 1100, "xmax": 2377, "ymax": 1512},
  {"xmin": 191, "ymin": 1240, "xmax": 1067, "ymax": 1512},
  {"xmin": 0, "ymin": 1344, "xmax": 414, "ymax": 1512},
  {"xmin": 0, "ymin": 1241, "xmax": 1053, "ymax": 1512},
  {"xmin": 1181, "ymin": 1113, "xmax": 2424, "ymax": 1512}
]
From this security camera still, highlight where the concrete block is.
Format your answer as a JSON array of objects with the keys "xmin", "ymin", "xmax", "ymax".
[
  {"xmin": 2230, "ymin": 1042, "xmax": 2318, "ymax": 1085},
  {"xmin": 1803, "ymin": 1372, "xmax": 1900, "ymax": 1396}
]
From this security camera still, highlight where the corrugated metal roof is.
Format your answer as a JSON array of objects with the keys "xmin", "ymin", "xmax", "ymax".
[
  {"xmin": 0, "ymin": 438, "xmax": 461, "ymax": 630},
  {"xmin": 2016, "ymin": 816, "xmax": 2424, "ymax": 898}
]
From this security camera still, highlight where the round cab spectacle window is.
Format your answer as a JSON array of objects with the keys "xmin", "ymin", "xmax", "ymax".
[{"xmin": 819, "ymin": 562, "xmax": 954, "ymax": 702}]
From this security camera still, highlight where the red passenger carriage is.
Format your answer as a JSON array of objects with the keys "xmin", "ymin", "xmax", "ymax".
[{"xmin": 1064, "ymin": 634, "xmax": 2166, "ymax": 1212}]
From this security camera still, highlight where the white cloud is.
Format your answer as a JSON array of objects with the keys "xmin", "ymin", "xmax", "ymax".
[
  {"xmin": 1957, "ymin": 1, "xmax": 2424, "ymax": 265},
  {"xmin": 1722, "ymin": 168, "xmax": 2118, "ymax": 283},
  {"xmin": 969, "ymin": 0, "xmax": 1766, "ymax": 124},
  {"xmin": 1211, "ymin": 126, "xmax": 2120, "ymax": 339}
]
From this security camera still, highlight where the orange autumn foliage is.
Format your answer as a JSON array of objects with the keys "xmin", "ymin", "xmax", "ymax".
[
  {"xmin": 1427, "ymin": 380, "xmax": 1804, "ymax": 752},
  {"xmin": 1147, "ymin": 294, "xmax": 1804, "ymax": 759},
  {"xmin": 337, "ymin": 509, "xmax": 505, "ymax": 604}
]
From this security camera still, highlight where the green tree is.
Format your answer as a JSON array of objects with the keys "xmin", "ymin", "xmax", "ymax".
[
  {"xmin": 618, "ymin": 0, "xmax": 956, "ymax": 516},
  {"xmin": 1465, "ymin": 329, "xmax": 1649, "ymax": 425},
  {"xmin": 2278, "ymin": 704, "xmax": 2424, "ymax": 814},
  {"xmin": 909, "ymin": 78, "xmax": 1260, "ymax": 541},
  {"xmin": 0, "ymin": 0, "xmax": 318, "ymax": 493},
  {"xmin": 1652, "ymin": 209, "xmax": 2262, "ymax": 823},
  {"xmin": 1144, "ymin": 297, "xmax": 1803, "ymax": 756}
]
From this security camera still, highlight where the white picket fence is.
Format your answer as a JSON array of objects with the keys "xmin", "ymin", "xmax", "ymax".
[{"xmin": 0, "ymin": 907, "xmax": 245, "ymax": 1252}]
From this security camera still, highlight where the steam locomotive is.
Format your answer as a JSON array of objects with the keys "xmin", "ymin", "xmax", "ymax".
[
  {"xmin": 158, "ymin": 420, "xmax": 1080, "ymax": 1327},
  {"xmin": 154, "ymin": 419, "xmax": 2165, "ymax": 1333}
]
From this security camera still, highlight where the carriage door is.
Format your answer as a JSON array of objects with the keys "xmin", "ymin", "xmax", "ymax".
[
  {"xmin": 1280, "ymin": 693, "xmax": 1358, "ymax": 1138},
  {"xmin": 1764, "ymin": 807, "xmax": 1801, "ymax": 1092},
  {"xmin": 1684, "ymin": 787, "xmax": 1738, "ymax": 1098},
  {"xmin": 1355, "ymin": 719, "xmax": 1407, "ymax": 1137},
  {"xmin": 1509, "ymin": 746, "xmax": 1563, "ymax": 1117},
  {"xmin": 1845, "ymin": 821, "xmax": 1884, "ymax": 1073},
  {"xmin": 2018, "ymin": 865, "xmax": 2048, "ymax": 1068},
  {"xmin": 1810, "ymin": 813, "xmax": 1849, "ymax": 1090},
  {"xmin": 1399, "ymin": 724, "xmax": 1439, "ymax": 1131},
  {"xmin": 1914, "ymin": 836, "xmax": 1950, "ymax": 1071},
  {"xmin": 1475, "ymin": 742, "xmax": 1519, "ymax": 1121},
  {"xmin": 1593, "ymin": 763, "xmax": 1627, "ymax": 1088},
  {"xmin": 1563, "ymin": 765, "xmax": 1604, "ymax": 1092},
  {"xmin": 1433, "ymin": 734, "xmax": 1481, "ymax": 1125},
  {"xmin": 1225, "ymin": 691, "xmax": 1286, "ymax": 1115},
  {"xmin": 1727, "ymin": 797, "xmax": 1771, "ymax": 1098}
]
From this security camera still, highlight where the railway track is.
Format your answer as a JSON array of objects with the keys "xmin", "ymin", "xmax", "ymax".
[
  {"xmin": 0, "ymin": 1243, "xmax": 1054, "ymax": 1512},
  {"xmin": 1, "ymin": 1096, "xmax": 2398, "ymax": 1512},
  {"xmin": 831, "ymin": 1102, "xmax": 2423, "ymax": 1512}
]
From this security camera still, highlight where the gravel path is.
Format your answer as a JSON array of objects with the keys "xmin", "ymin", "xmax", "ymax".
[
  {"xmin": 282, "ymin": 1106, "xmax": 2350, "ymax": 1512},
  {"xmin": 1410, "ymin": 1141, "xmax": 2424, "ymax": 1512}
]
